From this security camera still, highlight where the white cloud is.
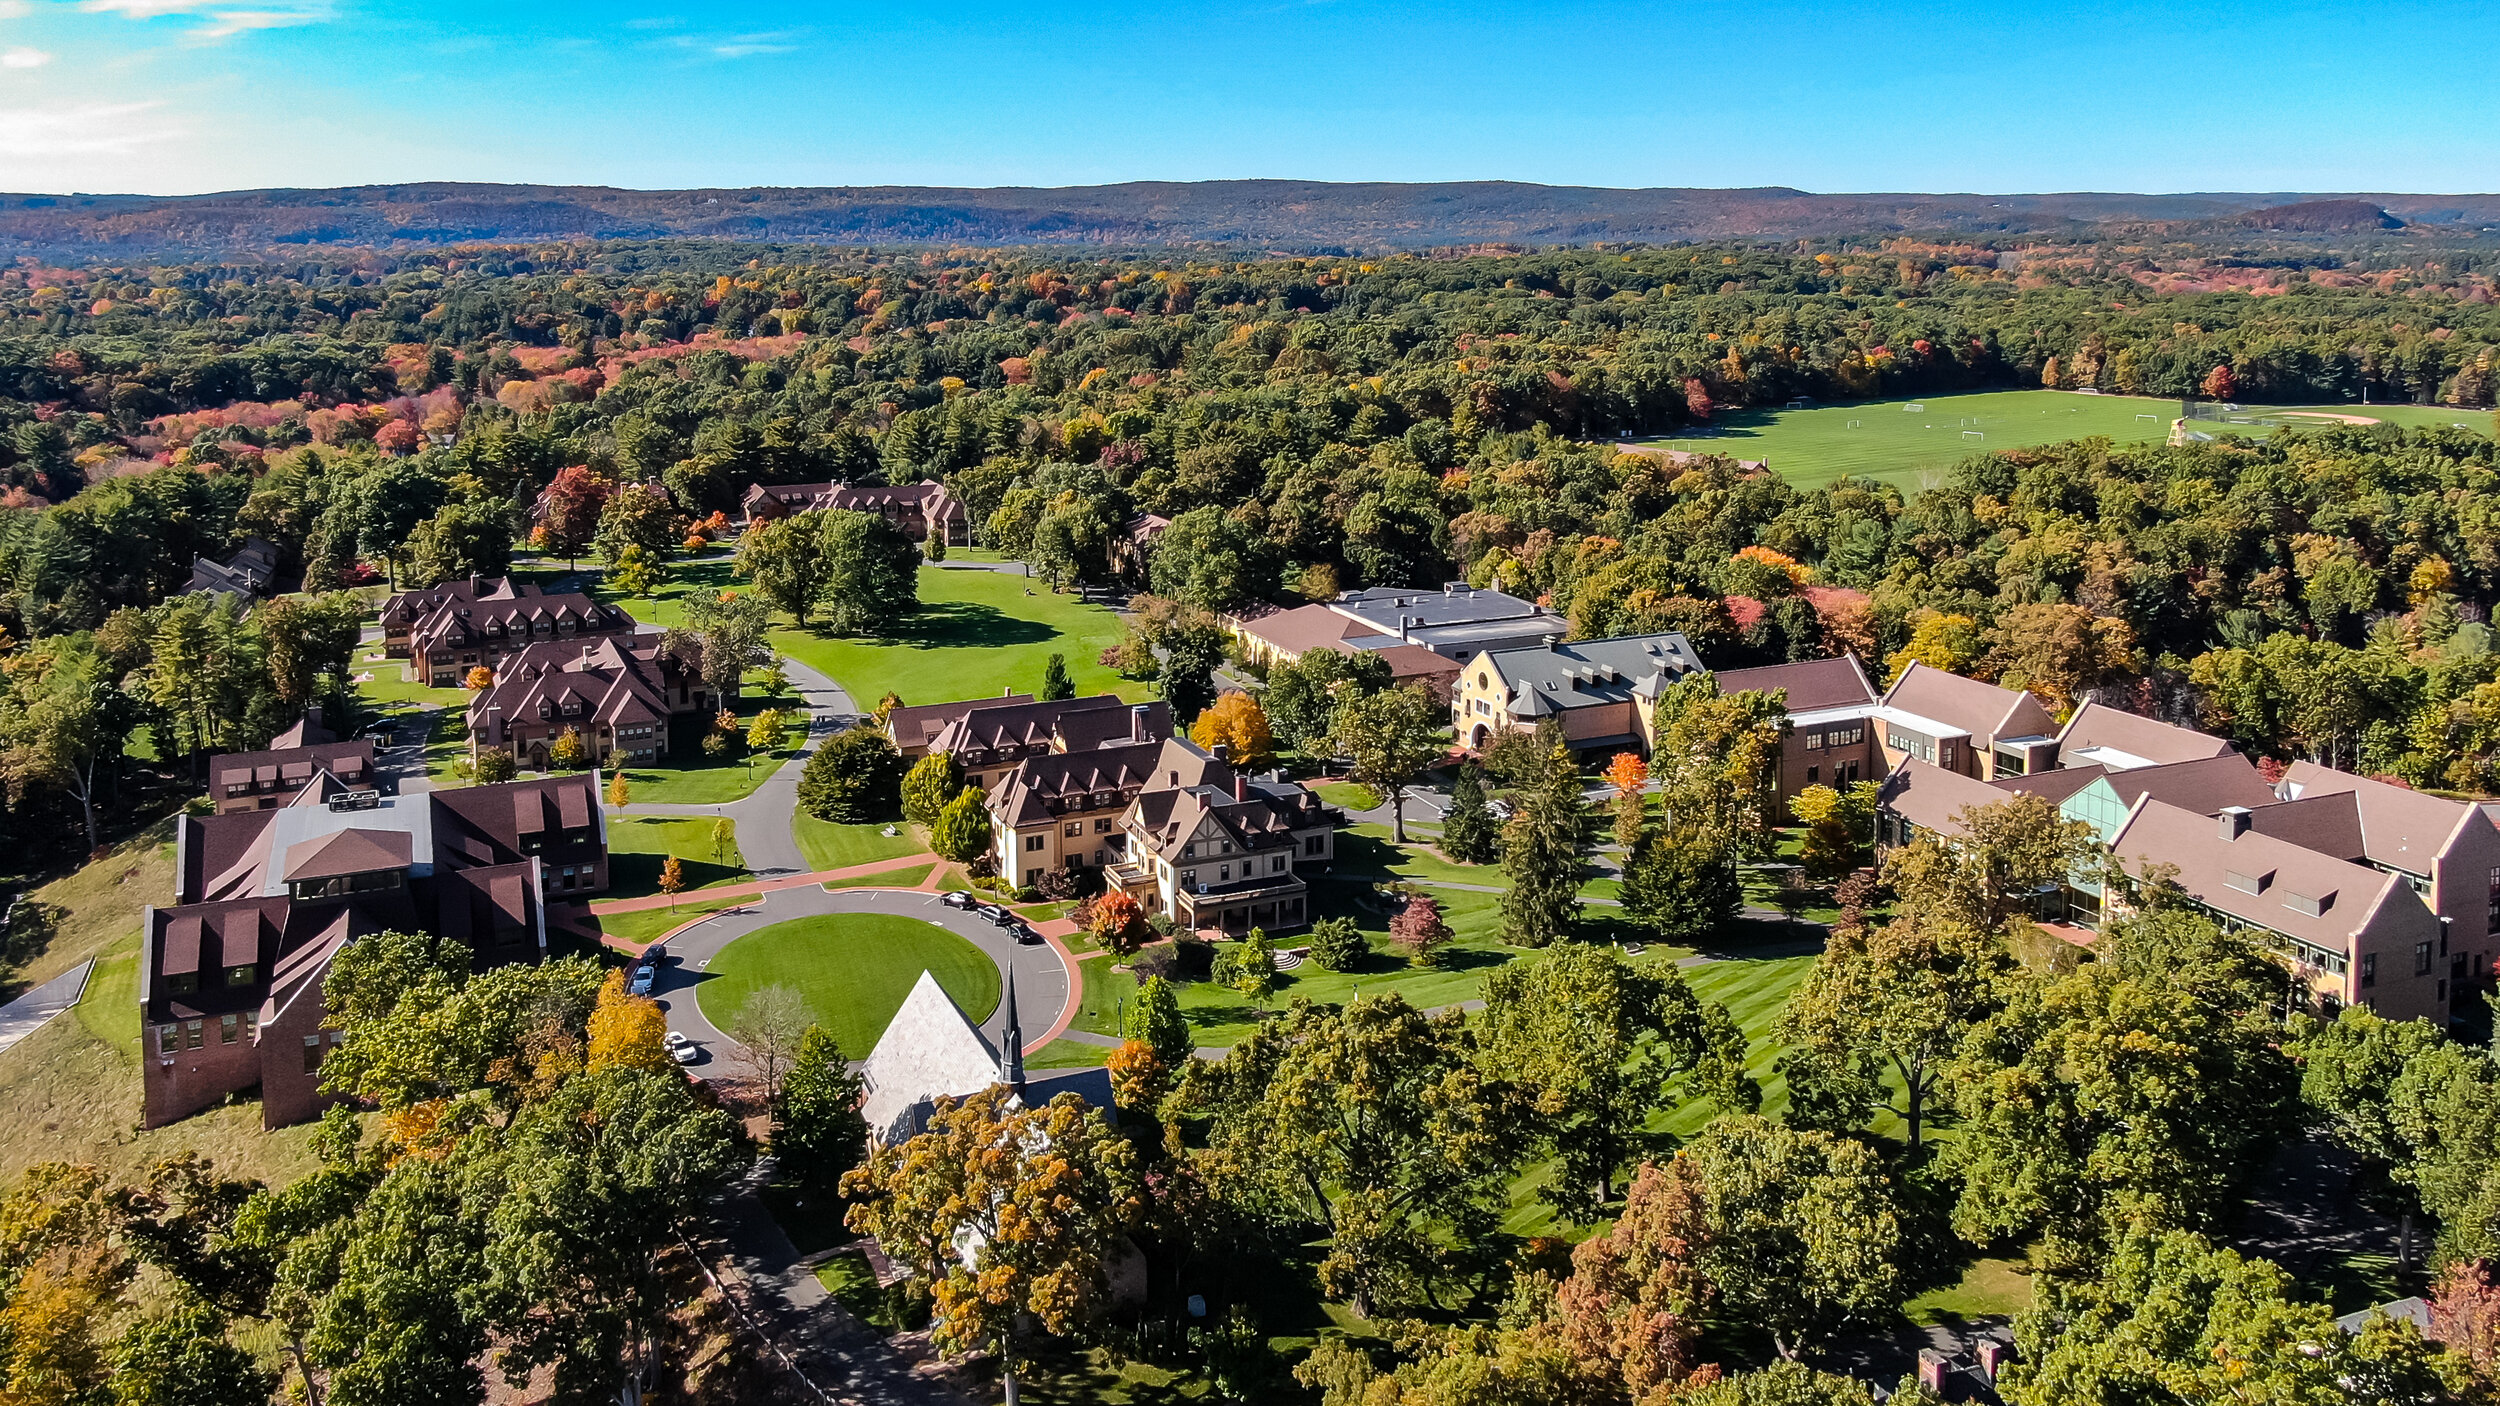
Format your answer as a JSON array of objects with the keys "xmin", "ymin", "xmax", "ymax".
[
  {"xmin": 189, "ymin": 8, "xmax": 329, "ymax": 40},
  {"xmin": 711, "ymin": 36, "xmax": 794, "ymax": 58},
  {"xmin": 76, "ymin": 0, "xmax": 199, "ymax": 16},
  {"xmin": 0, "ymin": 101, "xmax": 179, "ymax": 159},
  {"xmin": 0, "ymin": 3, "xmax": 32, "ymax": 19},
  {"xmin": 0, "ymin": 46, "xmax": 47, "ymax": 67}
]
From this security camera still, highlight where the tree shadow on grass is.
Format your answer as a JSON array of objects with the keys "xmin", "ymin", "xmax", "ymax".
[
  {"xmin": 608, "ymin": 852, "xmax": 745, "ymax": 898},
  {"xmin": 805, "ymin": 600, "xmax": 1058, "ymax": 651}
]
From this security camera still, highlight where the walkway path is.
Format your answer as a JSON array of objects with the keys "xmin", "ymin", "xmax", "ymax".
[
  {"xmin": 0, "ymin": 961, "xmax": 90, "ymax": 1056},
  {"xmin": 687, "ymin": 1161, "xmax": 971, "ymax": 1406}
]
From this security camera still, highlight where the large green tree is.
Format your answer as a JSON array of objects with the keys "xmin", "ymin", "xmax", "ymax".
[
  {"xmin": 1479, "ymin": 944, "xmax": 1755, "ymax": 1221},
  {"xmin": 820, "ymin": 508, "xmax": 922, "ymax": 637},
  {"xmin": 1328, "ymin": 684, "xmax": 1444, "ymax": 842},
  {"xmin": 1498, "ymin": 724, "xmax": 1586, "ymax": 947},
  {"xmin": 1779, "ymin": 906, "xmax": 2013, "ymax": 1151}
]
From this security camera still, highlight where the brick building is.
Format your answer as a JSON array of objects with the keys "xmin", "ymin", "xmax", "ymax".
[{"xmin": 141, "ymin": 770, "xmax": 607, "ymax": 1129}]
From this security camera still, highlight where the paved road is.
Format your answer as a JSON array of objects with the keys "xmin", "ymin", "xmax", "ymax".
[
  {"xmin": 615, "ymin": 652, "xmax": 856, "ymax": 876},
  {"xmin": 0, "ymin": 961, "xmax": 92, "ymax": 1056},
  {"xmin": 648, "ymin": 886, "xmax": 1070, "ymax": 1077}
]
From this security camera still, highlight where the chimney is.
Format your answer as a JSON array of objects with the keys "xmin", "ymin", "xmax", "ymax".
[
  {"xmin": 1212, "ymin": 743, "xmax": 1232, "ymax": 764},
  {"xmin": 1977, "ymin": 1339, "xmax": 2011, "ymax": 1383},
  {"xmin": 1917, "ymin": 1349, "xmax": 1950, "ymax": 1396},
  {"xmin": 2219, "ymin": 806, "xmax": 2252, "ymax": 840},
  {"xmin": 1168, "ymin": 769, "xmax": 1179, "ymax": 787},
  {"xmin": 1233, "ymin": 773, "xmax": 1249, "ymax": 803},
  {"xmin": 1131, "ymin": 703, "xmax": 1150, "ymax": 742}
]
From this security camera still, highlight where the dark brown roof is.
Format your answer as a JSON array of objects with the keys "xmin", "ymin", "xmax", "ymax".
[
  {"xmin": 2056, "ymin": 702, "xmax": 2237, "ymax": 769},
  {"xmin": 1716, "ymin": 655, "xmax": 1879, "ymax": 714},
  {"xmin": 887, "ymin": 693, "xmax": 1033, "ymax": 751},
  {"xmin": 211, "ymin": 738, "xmax": 374, "ymax": 789},
  {"xmin": 283, "ymin": 828, "xmax": 412, "ymax": 881}
]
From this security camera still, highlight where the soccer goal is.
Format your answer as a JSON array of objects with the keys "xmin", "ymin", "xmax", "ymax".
[
  {"xmin": 1962, "ymin": 430, "xmax": 1985, "ymax": 442},
  {"xmin": 1904, "ymin": 403, "xmax": 1924, "ymax": 412},
  {"xmin": 2136, "ymin": 414, "xmax": 2158, "ymax": 422},
  {"xmin": 1847, "ymin": 419, "xmax": 1863, "ymax": 428}
]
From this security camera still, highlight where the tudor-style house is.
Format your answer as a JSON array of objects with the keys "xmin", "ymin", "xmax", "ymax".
[
  {"xmin": 989, "ymin": 736, "xmax": 1206, "ymax": 887},
  {"xmin": 378, "ymin": 576, "xmax": 534, "ymax": 657},
  {"xmin": 208, "ymin": 708, "xmax": 375, "ymax": 814},
  {"xmin": 142, "ymin": 769, "xmax": 607, "ymax": 1129},
  {"xmin": 393, "ymin": 584, "xmax": 640, "ymax": 688},
  {"xmin": 467, "ymin": 638, "xmax": 718, "ymax": 771},
  {"xmin": 739, "ymin": 479, "xmax": 972, "ymax": 544},
  {"xmin": 1109, "ymin": 764, "xmax": 1337, "ymax": 936}
]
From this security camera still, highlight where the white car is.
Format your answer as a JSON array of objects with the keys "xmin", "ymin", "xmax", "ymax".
[{"xmin": 663, "ymin": 1031, "xmax": 698, "ymax": 1063}]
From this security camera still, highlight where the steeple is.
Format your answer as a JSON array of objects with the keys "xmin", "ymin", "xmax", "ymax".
[{"xmin": 997, "ymin": 968, "xmax": 1024, "ymax": 1089}]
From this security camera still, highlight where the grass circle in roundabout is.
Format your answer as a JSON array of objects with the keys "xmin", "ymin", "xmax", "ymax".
[{"xmin": 694, "ymin": 913, "xmax": 1002, "ymax": 1056}]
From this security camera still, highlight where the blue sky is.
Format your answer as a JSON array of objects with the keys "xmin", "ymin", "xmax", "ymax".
[{"xmin": 0, "ymin": 0, "xmax": 2493, "ymax": 196}]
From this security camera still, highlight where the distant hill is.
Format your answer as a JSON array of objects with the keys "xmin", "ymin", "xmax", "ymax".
[
  {"xmin": 2236, "ymin": 199, "xmax": 2407, "ymax": 232},
  {"xmin": 0, "ymin": 181, "xmax": 2491, "ymax": 257}
]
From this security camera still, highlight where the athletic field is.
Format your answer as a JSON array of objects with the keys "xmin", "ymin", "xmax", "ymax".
[{"xmin": 1628, "ymin": 390, "xmax": 2490, "ymax": 492}]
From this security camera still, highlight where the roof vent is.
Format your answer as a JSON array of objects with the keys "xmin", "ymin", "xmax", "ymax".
[
  {"xmin": 2225, "ymin": 868, "xmax": 2272, "ymax": 895},
  {"xmin": 2283, "ymin": 890, "xmax": 2334, "ymax": 918},
  {"xmin": 2218, "ymin": 807, "xmax": 2253, "ymax": 840}
]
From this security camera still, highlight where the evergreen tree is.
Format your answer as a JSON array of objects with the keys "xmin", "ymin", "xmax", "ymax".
[
  {"xmin": 1306, "ymin": 916, "xmax": 1368, "ymax": 972},
  {"xmin": 779, "ymin": 1027, "xmax": 868, "ymax": 1193},
  {"xmin": 1039, "ymin": 652, "xmax": 1075, "ymax": 702},
  {"xmin": 1125, "ymin": 976, "xmax": 1190, "ymax": 1064},
  {"xmin": 1439, "ymin": 761, "xmax": 1496, "ymax": 864},
  {"xmin": 1620, "ymin": 829, "xmax": 1743, "ymax": 947},
  {"xmin": 930, "ymin": 786, "xmax": 993, "ymax": 865},
  {"xmin": 1499, "ymin": 726, "xmax": 1585, "ymax": 947}
]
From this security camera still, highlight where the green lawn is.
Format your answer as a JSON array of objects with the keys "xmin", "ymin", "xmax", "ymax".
[
  {"xmin": 593, "ymin": 892, "xmax": 753, "ymax": 946},
  {"xmin": 1904, "ymin": 1255, "xmax": 2036, "ymax": 1326},
  {"xmin": 692, "ymin": 913, "xmax": 1001, "ymax": 1054},
  {"xmin": 823, "ymin": 861, "xmax": 936, "ymax": 891},
  {"xmin": 1026, "ymin": 1038, "xmax": 1114, "ymax": 1069},
  {"xmin": 1655, "ymin": 954, "xmax": 1818, "ymax": 1134},
  {"xmin": 1311, "ymin": 781, "xmax": 1381, "ymax": 813},
  {"xmin": 604, "ymin": 815, "xmax": 747, "ymax": 900},
  {"xmin": 592, "ymin": 555, "xmax": 737, "ymax": 632},
  {"xmin": 792, "ymin": 814, "xmax": 927, "ymax": 873},
  {"xmin": 611, "ymin": 710, "xmax": 793, "ymax": 805},
  {"xmin": 1637, "ymin": 389, "xmax": 2491, "ymax": 493},
  {"xmin": 770, "ymin": 565, "xmax": 1144, "ymax": 711}
]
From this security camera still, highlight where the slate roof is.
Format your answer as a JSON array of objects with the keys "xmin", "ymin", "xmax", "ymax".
[
  {"xmin": 1475, "ymin": 633, "xmax": 1704, "ymax": 719},
  {"xmin": 380, "ymin": 576, "xmax": 531, "ymax": 627},
  {"xmin": 406, "ymin": 591, "xmax": 633, "ymax": 659},
  {"xmin": 466, "ymin": 638, "xmax": 698, "ymax": 740},
  {"xmin": 1881, "ymin": 662, "xmax": 2058, "ymax": 742},
  {"xmin": 989, "ymin": 738, "xmax": 1203, "ymax": 827},
  {"xmin": 859, "ymin": 970, "xmax": 1006, "ymax": 1146},
  {"xmin": 888, "ymin": 693, "xmax": 1033, "ymax": 753}
]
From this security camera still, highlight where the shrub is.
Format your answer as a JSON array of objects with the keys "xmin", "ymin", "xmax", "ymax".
[
  {"xmin": 472, "ymin": 749, "xmax": 518, "ymax": 784},
  {"xmin": 1307, "ymin": 917, "xmax": 1367, "ymax": 972}
]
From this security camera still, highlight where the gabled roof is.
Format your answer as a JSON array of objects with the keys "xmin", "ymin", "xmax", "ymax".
[
  {"xmin": 989, "ymin": 738, "xmax": 1199, "ymax": 826},
  {"xmin": 283, "ymin": 828, "xmax": 412, "ymax": 882},
  {"xmin": 2110, "ymin": 798, "xmax": 2413, "ymax": 954},
  {"xmin": 924, "ymin": 695, "xmax": 1166, "ymax": 760},
  {"xmin": 1877, "ymin": 757, "xmax": 2022, "ymax": 834},
  {"xmin": 380, "ymin": 576, "xmax": 531, "ymax": 625},
  {"xmin": 1881, "ymin": 662, "xmax": 2056, "ymax": 743},
  {"xmin": 2278, "ymin": 762, "xmax": 2491, "ymax": 877},
  {"xmin": 2056, "ymin": 701, "xmax": 2237, "ymax": 771},
  {"xmin": 2093, "ymin": 753, "xmax": 2278, "ymax": 816},
  {"xmin": 408, "ymin": 591, "xmax": 634, "ymax": 655},
  {"xmin": 1128, "ymin": 776, "xmax": 1325, "ymax": 863},
  {"xmin": 467, "ymin": 639, "xmax": 693, "ymax": 737},
  {"xmin": 859, "ymin": 970, "xmax": 1004, "ymax": 1145},
  {"xmin": 210, "ymin": 737, "xmax": 373, "ymax": 791},
  {"xmin": 887, "ymin": 693, "xmax": 1033, "ymax": 751},
  {"xmin": 1715, "ymin": 655, "xmax": 1879, "ymax": 714},
  {"xmin": 1232, "ymin": 603, "xmax": 1389, "ymax": 657}
]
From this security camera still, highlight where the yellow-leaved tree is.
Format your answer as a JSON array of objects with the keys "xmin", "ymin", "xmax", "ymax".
[{"xmin": 587, "ymin": 970, "xmax": 669, "ymax": 1073}]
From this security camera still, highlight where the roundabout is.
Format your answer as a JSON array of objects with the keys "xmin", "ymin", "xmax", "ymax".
[
  {"xmin": 693, "ymin": 913, "xmax": 1000, "ymax": 1056},
  {"xmin": 643, "ymin": 884, "xmax": 1072, "ymax": 1074}
]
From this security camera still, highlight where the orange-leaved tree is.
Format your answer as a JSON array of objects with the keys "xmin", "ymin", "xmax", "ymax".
[
  {"xmin": 1090, "ymin": 889, "xmax": 1151, "ymax": 957},
  {"xmin": 1189, "ymin": 691, "xmax": 1276, "ymax": 770}
]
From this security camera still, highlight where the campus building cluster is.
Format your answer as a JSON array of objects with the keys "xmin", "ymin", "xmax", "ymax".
[{"xmin": 887, "ymin": 693, "xmax": 1339, "ymax": 936}]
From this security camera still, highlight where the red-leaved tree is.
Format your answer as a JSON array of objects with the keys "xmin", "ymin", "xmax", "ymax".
[
  {"xmin": 2201, "ymin": 363, "xmax": 2238, "ymax": 401},
  {"xmin": 539, "ymin": 466, "xmax": 611, "ymax": 569},
  {"xmin": 1091, "ymin": 889, "xmax": 1151, "ymax": 957},
  {"xmin": 1388, "ymin": 892, "xmax": 1453, "ymax": 969}
]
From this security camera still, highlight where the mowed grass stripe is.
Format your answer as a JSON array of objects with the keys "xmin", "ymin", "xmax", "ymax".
[{"xmin": 692, "ymin": 913, "xmax": 1001, "ymax": 1056}]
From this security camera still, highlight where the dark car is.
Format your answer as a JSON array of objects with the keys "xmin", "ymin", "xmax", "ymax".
[
  {"xmin": 978, "ymin": 904, "xmax": 1016, "ymax": 926},
  {"xmin": 941, "ymin": 890, "xmax": 977, "ymax": 910}
]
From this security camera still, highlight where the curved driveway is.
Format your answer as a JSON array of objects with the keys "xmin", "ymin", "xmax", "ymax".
[{"xmin": 647, "ymin": 880, "xmax": 1071, "ymax": 1076}]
